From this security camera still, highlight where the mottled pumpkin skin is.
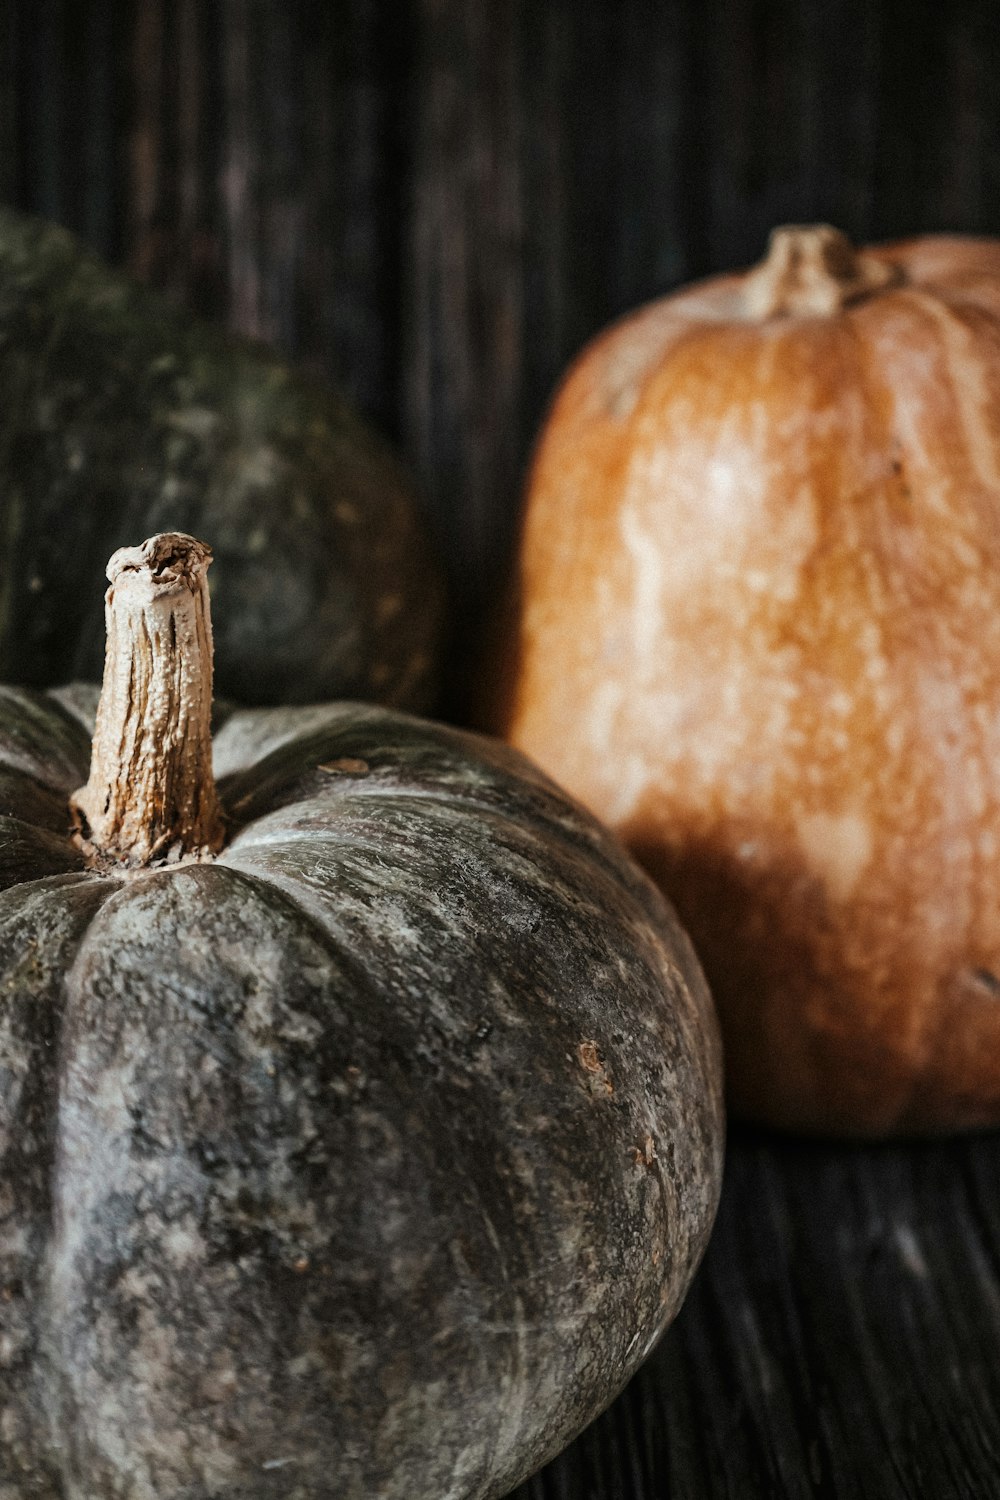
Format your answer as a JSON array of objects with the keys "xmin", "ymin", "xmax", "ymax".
[
  {"xmin": 491, "ymin": 234, "xmax": 1000, "ymax": 1135},
  {"xmin": 0, "ymin": 688, "xmax": 722, "ymax": 1500},
  {"xmin": 0, "ymin": 209, "xmax": 442, "ymax": 709}
]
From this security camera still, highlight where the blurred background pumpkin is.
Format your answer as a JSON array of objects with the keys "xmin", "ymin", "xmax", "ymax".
[{"xmin": 487, "ymin": 227, "xmax": 1000, "ymax": 1137}]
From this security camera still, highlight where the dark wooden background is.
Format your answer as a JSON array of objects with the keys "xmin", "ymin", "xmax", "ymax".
[
  {"xmin": 4, "ymin": 2, "xmax": 1000, "ymax": 1495},
  {"xmin": 6, "ymin": 0, "xmax": 1000, "ymax": 626}
]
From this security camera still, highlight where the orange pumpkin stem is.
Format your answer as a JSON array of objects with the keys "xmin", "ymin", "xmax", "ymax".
[
  {"xmin": 743, "ymin": 224, "xmax": 902, "ymax": 319},
  {"xmin": 72, "ymin": 532, "xmax": 224, "ymax": 868}
]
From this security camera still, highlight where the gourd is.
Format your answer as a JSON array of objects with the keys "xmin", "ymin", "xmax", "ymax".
[
  {"xmin": 0, "ymin": 534, "xmax": 723, "ymax": 1499},
  {"xmin": 0, "ymin": 207, "xmax": 442, "ymax": 709},
  {"xmin": 489, "ymin": 225, "xmax": 1000, "ymax": 1136}
]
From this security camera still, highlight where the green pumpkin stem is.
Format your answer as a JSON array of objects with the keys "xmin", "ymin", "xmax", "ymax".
[{"xmin": 71, "ymin": 533, "xmax": 225, "ymax": 868}]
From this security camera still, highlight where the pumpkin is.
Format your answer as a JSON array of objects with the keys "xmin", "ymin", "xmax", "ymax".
[
  {"xmin": 0, "ymin": 534, "xmax": 722, "ymax": 1498},
  {"xmin": 488, "ymin": 224, "xmax": 1000, "ymax": 1136},
  {"xmin": 0, "ymin": 208, "xmax": 442, "ymax": 710}
]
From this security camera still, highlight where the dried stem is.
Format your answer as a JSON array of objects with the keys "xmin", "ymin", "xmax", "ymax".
[
  {"xmin": 72, "ymin": 533, "xmax": 224, "ymax": 868},
  {"xmin": 743, "ymin": 225, "xmax": 902, "ymax": 320}
]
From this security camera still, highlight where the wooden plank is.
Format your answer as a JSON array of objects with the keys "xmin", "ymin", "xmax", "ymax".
[
  {"xmin": 404, "ymin": 0, "xmax": 529, "ymax": 617},
  {"xmin": 291, "ymin": 0, "xmax": 414, "ymax": 433},
  {"xmin": 10, "ymin": 0, "xmax": 127, "ymax": 251},
  {"xmin": 0, "ymin": 2, "xmax": 19, "ymax": 204}
]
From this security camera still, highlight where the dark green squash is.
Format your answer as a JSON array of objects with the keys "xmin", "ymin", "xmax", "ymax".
[
  {"xmin": 0, "ymin": 208, "xmax": 442, "ymax": 709},
  {"xmin": 0, "ymin": 535, "xmax": 722, "ymax": 1500}
]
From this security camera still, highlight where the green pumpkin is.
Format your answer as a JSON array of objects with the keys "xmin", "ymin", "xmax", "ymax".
[
  {"xmin": 0, "ymin": 208, "xmax": 442, "ymax": 708},
  {"xmin": 0, "ymin": 536, "xmax": 722, "ymax": 1500}
]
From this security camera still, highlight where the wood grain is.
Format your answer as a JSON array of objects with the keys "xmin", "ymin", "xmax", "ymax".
[{"xmin": 512, "ymin": 1131, "xmax": 1000, "ymax": 1499}]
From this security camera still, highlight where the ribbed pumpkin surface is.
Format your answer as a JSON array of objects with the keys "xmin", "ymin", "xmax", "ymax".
[
  {"xmin": 0, "ymin": 688, "xmax": 722, "ymax": 1499},
  {"xmin": 493, "ymin": 232, "xmax": 1000, "ymax": 1134}
]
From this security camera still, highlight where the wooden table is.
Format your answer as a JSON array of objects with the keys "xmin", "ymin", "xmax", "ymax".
[{"xmin": 512, "ymin": 1129, "xmax": 1000, "ymax": 1498}]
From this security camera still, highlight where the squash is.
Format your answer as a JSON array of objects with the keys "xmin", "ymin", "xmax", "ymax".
[
  {"xmin": 0, "ymin": 208, "xmax": 442, "ymax": 710},
  {"xmin": 0, "ymin": 534, "xmax": 722, "ymax": 1498},
  {"xmin": 489, "ymin": 225, "xmax": 1000, "ymax": 1136}
]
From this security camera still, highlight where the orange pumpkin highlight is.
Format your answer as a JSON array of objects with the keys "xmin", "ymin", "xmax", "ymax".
[{"xmin": 490, "ymin": 226, "xmax": 1000, "ymax": 1136}]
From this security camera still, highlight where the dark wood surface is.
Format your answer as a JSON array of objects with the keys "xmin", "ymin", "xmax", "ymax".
[
  {"xmin": 512, "ymin": 1129, "xmax": 1000, "ymax": 1499},
  {"xmin": 4, "ymin": 3, "xmax": 1000, "ymax": 1495}
]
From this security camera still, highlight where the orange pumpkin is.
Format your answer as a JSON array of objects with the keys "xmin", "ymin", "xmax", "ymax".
[{"xmin": 489, "ymin": 225, "xmax": 1000, "ymax": 1136}]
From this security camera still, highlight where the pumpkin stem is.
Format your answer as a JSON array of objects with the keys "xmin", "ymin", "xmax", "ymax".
[
  {"xmin": 742, "ymin": 224, "xmax": 902, "ymax": 319},
  {"xmin": 71, "ymin": 533, "xmax": 224, "ymax": 868}
]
